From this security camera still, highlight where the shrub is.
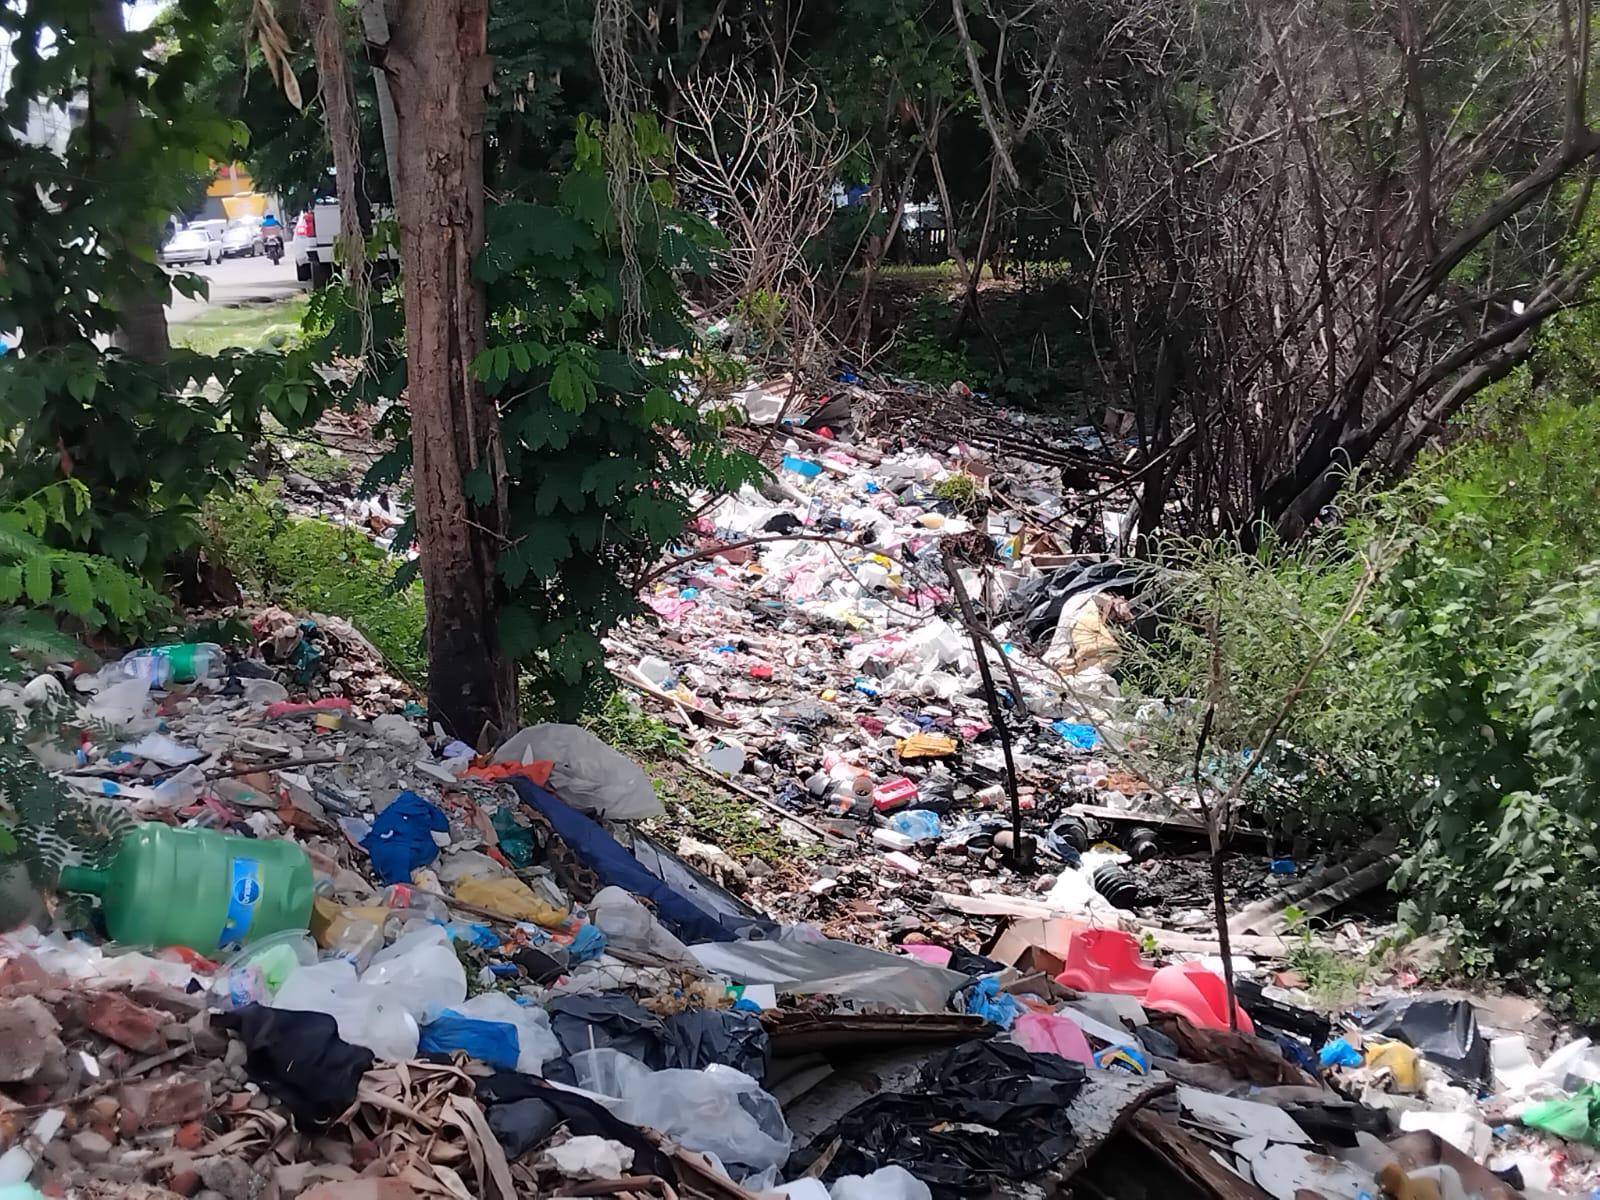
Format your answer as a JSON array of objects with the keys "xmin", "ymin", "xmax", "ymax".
[
  {"xmin": 203, "ymin": 488, "xmax": 427, "ymax": 684},
  {"xmin": 1384, "ymin": 402, "xmax": 1600, "ymax": 1013}
]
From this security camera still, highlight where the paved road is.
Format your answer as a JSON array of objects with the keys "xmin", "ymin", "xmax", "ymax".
[{"xmin": 165, "ymin": 253, "xmax": 305, "ymax": 324}]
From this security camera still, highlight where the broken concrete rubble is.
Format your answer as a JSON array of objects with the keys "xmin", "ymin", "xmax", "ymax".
[{"xmin": 1, "ymin": 377, "xmax": 1598, "ymax": 1198}]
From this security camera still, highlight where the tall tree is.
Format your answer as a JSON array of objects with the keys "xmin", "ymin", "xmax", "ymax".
[
  {"xmin": 384, "ymin": 0, "xmax": 516, "ymax": 740},
  {"xmin": 90, "ymin": 0, "xmax": 170, "ymax": 363}
]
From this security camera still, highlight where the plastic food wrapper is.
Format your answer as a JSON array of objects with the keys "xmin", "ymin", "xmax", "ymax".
[
  {"xmin": 568, "ymin": 1047, "xmax": 791, "ymax": 1180},
  {"xmin": 493, "ymin": 724, "xmax": 662, "ymax": 820},
  {"xmin": 210, "ymin": 930, "xmax": 318, "ymax": 1011}
]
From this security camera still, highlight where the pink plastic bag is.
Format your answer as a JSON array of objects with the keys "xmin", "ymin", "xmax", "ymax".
[
  {"xmin": 1012, "ymin": 1012, "xmax": 1095, "ymax": 1067},
  {"xmin": 898, "ymin": 943, "xmax": 953, "ymax": 968}
]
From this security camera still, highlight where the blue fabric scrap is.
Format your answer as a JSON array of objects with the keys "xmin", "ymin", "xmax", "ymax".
[{"xmin": 361, "ymin": 790, "xmax": 449, "ymax": 885}]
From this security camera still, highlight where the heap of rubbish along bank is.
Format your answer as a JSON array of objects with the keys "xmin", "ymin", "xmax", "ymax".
[{"xmin": 0, "ymin": 382, "xmax": 1597, "ymax": 1199}]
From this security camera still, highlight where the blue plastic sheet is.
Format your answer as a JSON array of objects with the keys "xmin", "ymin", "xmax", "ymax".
[
  {"xmin": 781, "ymin": 456, "xmax": 823, "ymax": 477},
  {"xmin": 512, "ymin": 780, "xmax": 735, "ymax": 944},
  {"xmin": 419, "ymin": 1012, "xmax": 520, "ymax": 1070}
]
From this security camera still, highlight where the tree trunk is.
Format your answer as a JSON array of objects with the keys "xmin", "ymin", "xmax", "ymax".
[
  {"xmin": 357, "ymin": 0, "xmax": 404, "ymax": 206},
  {"xmin": 90, "ymin": 0, "xmax": 170, "ymax": 364},
  {"xmin": 386, "ymin": 0, "xmax": 516, "ymax": 741}
]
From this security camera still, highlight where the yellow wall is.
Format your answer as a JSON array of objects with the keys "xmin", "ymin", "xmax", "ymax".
[{"xmin": 206, "ymin": 163, "xmax": 255, "ymax": 198}]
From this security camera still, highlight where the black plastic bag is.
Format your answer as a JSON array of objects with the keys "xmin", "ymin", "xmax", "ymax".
[
  {"xmin": 662, "ymin": 1008, "xmax": 770, "ymax": 1085},
  {"xmin": 788, "ymin": 1040, "xmax": 1085, "ymax": 1197},
  {"xmin": 1362, "ymin": 996, "xmax": 1490, "ymax": 1085},
  {"xmin": 548, "ymin": 992, "xmax": 671, "ymax": 1068},
  {"xmin": 215, "ymin": 1006, "xmax": 373, "ymax": 1129},
  {"xmin": 478, "ymin": 1071, "xmax": 677, "ymax": 1179}
]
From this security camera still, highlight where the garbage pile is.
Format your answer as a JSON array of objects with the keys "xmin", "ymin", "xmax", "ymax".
[{"xmin": 1, "ymin": 382, "xmax": 1600, "ymax": 1198}]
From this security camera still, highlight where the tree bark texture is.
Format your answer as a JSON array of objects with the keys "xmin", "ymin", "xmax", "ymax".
[
  {"xmin": 386, "ymin": 0, "xmax": 516, "ymax": 741},
  {"xmin": 90, "ymin": 0, "xmax": 170, "ymax": 365}
]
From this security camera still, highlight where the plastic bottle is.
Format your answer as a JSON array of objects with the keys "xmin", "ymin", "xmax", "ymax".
[
  {"xmin": 59, "ymin": 823, "xmax": 315, "ymax": 953},
  {"xmin": 115, "ymin": 643, "xmax": 227, "ymax": 688},
  {"xmin": 885, "ymin": 810, "xmax": 942, "ymax": 841}
]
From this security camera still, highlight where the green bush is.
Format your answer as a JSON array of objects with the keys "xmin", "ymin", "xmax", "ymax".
[
  {"xmin": 1117, "ymin": 521, "xmax": 1405, "ymax": 837},
  {"xmin": 1384, "ymin": 402, "xmax": 1600, "ymax": 1012},
  {"xmin": 1124, "ymin": 399, "xmax": 1600, "ymax": 1012},
  {"xmin": 204, "ymin": 488, "xmax": 427, "ymax": 684}
]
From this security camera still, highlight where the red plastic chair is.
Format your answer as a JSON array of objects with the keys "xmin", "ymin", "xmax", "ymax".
[
  {"xmin": 1143, "ymin": 961, "xmax": 1255, "ymax": 1033},
  {"xmin": 1054, "ymin": 928, "xmax": 1160, "ymax": 995}
]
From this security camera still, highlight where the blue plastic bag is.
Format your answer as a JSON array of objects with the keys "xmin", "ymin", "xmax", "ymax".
[
  {"xmin": 1319, "ymin": 1038, "xmax": 1363, "ymax": 1069},
  {"xmin": 1051, "ymin": 721, "xmax": 1101, "ymax": 751},
  {"xmin": 419, "ymin": 1012, "xmax": 521, "ymax": 1070},
  {"xmin": 965, "ymin": 976, "xmax": 1022, "ymax": 1030}
]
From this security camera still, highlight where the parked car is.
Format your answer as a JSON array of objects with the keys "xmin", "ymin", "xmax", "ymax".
[
  {"xmin": 220, "ymin": 216, "xmax": 264, "ymax": 259},
  {"xmin": 160, "ymin": 225, "xmax": 223, "ymax": 266}
]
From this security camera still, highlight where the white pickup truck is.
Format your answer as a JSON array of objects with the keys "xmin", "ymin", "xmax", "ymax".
[
  {"xmin": 292, "ymin": 198, "xmax": 341, "ymax": 288},
  {"xmin": 293, "ymin": 198, "xmax": 399, "ymax": 288}
]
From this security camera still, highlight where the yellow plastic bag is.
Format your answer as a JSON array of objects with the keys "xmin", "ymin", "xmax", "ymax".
[
  {"xmin": 896, "ymin": 733, "xmax": 958, "ymax": 760},
  {"xmin": 455, "ymin": 874, "xmax": 570, "ymax": 930},
  {"xmin": 1364, "ymin": 1039, "xmax": 1421, "ymax": 1092}
]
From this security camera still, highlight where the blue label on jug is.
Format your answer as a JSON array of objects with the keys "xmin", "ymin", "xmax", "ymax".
[{"xmin": 218, "ymin": 856, "xmax": 262, "ymax": 948}]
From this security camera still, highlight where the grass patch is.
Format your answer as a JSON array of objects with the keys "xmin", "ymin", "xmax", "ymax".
[
  {"xmin": 580, "ymin": 692, "xmax": 687, "ymax": 756},
  {"xmin": 171, "ymin": 296, "xmax": 309, "ymax": 355},
  {"xmin": 645, "ymin": 755, "xmax": 785, "ymax": 862},
  {"xmin": 578, "ymin": 693, "xmax": 786, "ymax": 861},
  {"xmin": 203, "ymin": 485, "xmax": 427, "ymax": 684},
  {"xmin": 1285, "ymin": 912, "xmax": 1370, "ymax": 1009}
]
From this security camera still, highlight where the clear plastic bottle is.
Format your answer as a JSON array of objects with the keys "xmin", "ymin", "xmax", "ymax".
[
  {"xmin": 324, "ymin": 917, "xmax": 384, "ymax": 971},
  {"xmin": 885, "ymin": 809, "xmax": 942, "ymax": 841}
]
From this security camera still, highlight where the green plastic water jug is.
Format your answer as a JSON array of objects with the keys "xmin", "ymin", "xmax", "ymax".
[{"xmin": 60, "ymin": 823, "xmax": 315, "ymax": 953}]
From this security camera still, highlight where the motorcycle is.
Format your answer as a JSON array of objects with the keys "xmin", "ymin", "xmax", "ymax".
[{"xmin": 264, "ymin": 233, "xmax": 284, "ymax": 265}]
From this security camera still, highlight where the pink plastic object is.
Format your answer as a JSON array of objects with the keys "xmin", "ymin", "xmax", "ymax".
[
  {"xmin": 264, "ymin": 697, "xmax": 353, "ymax": 719},
  {"xmin": 1054, "ymin": 929, "xmax": 1160, "ymax": 996},
  {"xmin": 1142, "ymin": 962, "xmax": 1255, "ymax": 1034},
  {"xmin": 898, "ymin": 944, "xmax": 954, "ymax": 968},
  {"xmin": 872, "ymin": 777, "xmax": 919, "ymax": 812},
  {"xmin": 1012, "ymin": 1012, "xmax": 1095, "ymax": 1068}
]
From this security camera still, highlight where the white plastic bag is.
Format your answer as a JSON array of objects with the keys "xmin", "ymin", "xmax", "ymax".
[
  {"xmin": 831, "ymin": 1167, "xmax": 932, "ymax": 1200},
  {"xmin": 360, "ymin": 925, "xmax": 467, "ymax": 1024},
  {"xmin": 449, "ymin": 991, "xmax": 560, "ymax": 1075},
  {"xmin": 492, "ymin": 724, "xmax": 662, "ymax": 820},
  {"xmin": 587, "ymin": 886, "xmax": 692, "ymax": 962},
  {"xmin": 569, "ymin": 1048, "xmax": 791, "ymax": 1178},
  {"xmin": 271, "ymin": 959, "xmax": 420, "ymax": 1062}
]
